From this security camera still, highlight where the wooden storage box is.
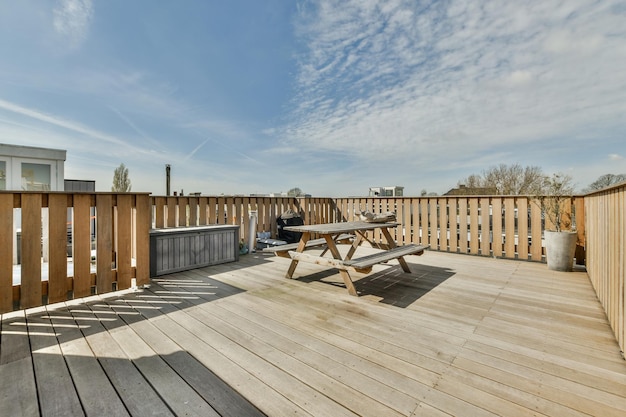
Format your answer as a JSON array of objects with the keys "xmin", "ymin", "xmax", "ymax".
[{"xmin": 150, "ymin": 225, "xmax": 239, "ymax": 276}]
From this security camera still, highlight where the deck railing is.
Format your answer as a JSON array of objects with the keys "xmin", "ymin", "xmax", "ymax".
[
  {"xmin": 584, "ymin": 182, "xmax": 626, "ymax": 352},
  {"xmin": 9, "ymin": 191, "xmax": 626, "ymax": 352},
  {"xmin": 0, "ymin": 192, "xmax": 151, "ymax": 312},
  {"xmin": 150, "ymin": 195, "xmax": 584, "ymax": 262}
]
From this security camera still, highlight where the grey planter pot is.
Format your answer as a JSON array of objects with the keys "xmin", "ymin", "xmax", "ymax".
[{"xmin": 545, "ymin": 230, "xmax": 577, "ymax": 272}]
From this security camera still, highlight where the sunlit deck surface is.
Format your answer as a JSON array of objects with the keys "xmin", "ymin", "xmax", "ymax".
[{"xmin": 2, "ymin": 248, "xmax": 626, "ymax": 417}]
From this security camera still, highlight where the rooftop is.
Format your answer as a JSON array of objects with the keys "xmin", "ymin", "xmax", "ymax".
[{"xmin": 2, "ymin": 248, "xmax": 625, "ymax": 416}]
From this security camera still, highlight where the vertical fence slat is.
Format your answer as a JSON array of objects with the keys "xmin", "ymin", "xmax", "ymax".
[
  {"xmin": 479, "ymin": 197, "xmax": 490, "ymax": 256},
  {"xmin": 503, "ymin": 198, "xmax": 516, "ymax": 258},
  {"xmin": 448, "ymin": 198, "xmax": 458, "ymax": 252},
  {"xmin": 0, "ymin": 193, "xmax": 13, "ymax": 312},
  {"xmin": 438, "ymin": 198, "xmax": 448, "ymax": 251},
  {"xmin": 530, "ymin": 199, "xmax": 543, "ymax": 261},
  {"xmin": 574, "ymin": 196, "xmax": 586, "ymax": 265},
  {"xmin": 117, "ymin": 194, "xmax": 132, "ymax": 289},
  {"xmin": 135, "ymin": 194, "xmax": 151, "ymax": 285},
  {"xmin": 21, "ymin": 193, "xmax": 42, "ymax": 309},
  {"xmin": 73, "ymin": 194, "xmax": 92, "ymax": 298},
  {"xmin": 517, "ymin": 198, "xmax": 529, "ymax": 260},
  {"xmin": 199, "ymin": 197, "xmax": 208, "ymax": 225},
  {"xmin": 458, "ymin": 199, "xmax": 468, "ymax": 254},
  {"xmin": 492, "ymin": 198, "xmax": 503, "ymax": 258},
  {"xmin": 469, "ymin": 198, "xmax": 479, "ymax": 255},
  {"xmin": 428, "ymin": 199, "xmax": 438, "ymax": 250},
  {"xmin": 154, "ymin": 196, "xmax": 165, "ymax": 228},
  {"xmin": 96, "ymin": 194, "xmax": 113, "ymax": 294},
  {"xmin": 178, "ymin": 197, "xmax": 188, "ymax": 227},
  {"xmin": 48, "ymin": 194, "xmax": 68, "ymax": 303},
  {"xmin": 189, "ymin": 197, "xmax": 198, "ymax": 227}
]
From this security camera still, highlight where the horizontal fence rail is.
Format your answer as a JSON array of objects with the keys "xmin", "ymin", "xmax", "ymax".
[
  {"xmin": 584, "ymin": 182, "xmax": 626, "ymax": 353},
  {"xmin": 0, "ymin": 192, "xmax": 151, "ymax": 313}
]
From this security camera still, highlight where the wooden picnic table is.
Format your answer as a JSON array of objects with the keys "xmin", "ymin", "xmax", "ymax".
[{"xmin": 273, "ymin": 221, "xmax": 427, "ymax": 296}]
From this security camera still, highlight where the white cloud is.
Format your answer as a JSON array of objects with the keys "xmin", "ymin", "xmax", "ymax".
[
  {"xmin": 53, "ymin": 0, "xmax": 93, "ymax": 50},
  {"xmin": 0, "ymin": 99, "xmax": 119, "ymax": 146},
  {"xmin": 609, "ymin": 154, "xmax": 624, "ymax": 161},
  {"xmin": 284, "ymin": 0, "xmax": 626, "ymax": 178}
]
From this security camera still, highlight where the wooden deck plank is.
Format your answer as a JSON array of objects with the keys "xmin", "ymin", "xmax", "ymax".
[
  {"xmin": 0, "ymin": 358, "xmax": 39, "ymax": 417},
  {"xmin": 48, "ymin": 303, "xmax": 130, "ymax": 416},
  {"xmin": 70, "ymin": 301, "xmax": 175, "ymax": 417},
  {"xmin": 27, "ymin": 307, "xmax": 85, "ymax": 417},
  {"xmin": 0, "ymin": 311, "xmax": 39, "ymax": 417}
]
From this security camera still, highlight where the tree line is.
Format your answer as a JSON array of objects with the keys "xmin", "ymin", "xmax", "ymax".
[
  {"xmin": 451, "ymin": 164, "xmax": 624, "ymax": 196},
  {"xmin": 111, "ymin": 162, "xmax": 624, "ymax": 197}
]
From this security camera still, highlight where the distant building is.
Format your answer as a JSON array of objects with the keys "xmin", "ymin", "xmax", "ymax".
[
  {"xmin": 0, "ymin": 143, "xmax": 66, "ymax": 191},
  {"xmin": 64, "ymin": 179, "xmax": 96, "ymax": 192},
  {"xmin": 369, "ymin": 186, "xmax": 404, "ymax": 197},
  {"xmin": 444, "ymin": 184, "xmax": 498, "ymax": 196}
]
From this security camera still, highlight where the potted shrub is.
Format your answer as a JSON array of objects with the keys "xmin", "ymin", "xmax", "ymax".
[{"xmin": 540, "ymin": 173, "xmax": 577, "ymax": 271}]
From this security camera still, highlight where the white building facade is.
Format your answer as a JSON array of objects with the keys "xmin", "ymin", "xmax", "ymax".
[
  {"xmin": 0, "ymin": 143, "xmax": 66, "ymax": 191},
  {"xmin": 1, "ymin": 144, "xmax": 67, "ymax": 265}
]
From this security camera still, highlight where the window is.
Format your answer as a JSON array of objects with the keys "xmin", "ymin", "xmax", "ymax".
[
  {"xmin": 0, "ymin": 161, "xmax": 5, "ymax": 190},
  {"xmin": 21, "ymin": 163, "xmax": 51, "ymax": 191}
]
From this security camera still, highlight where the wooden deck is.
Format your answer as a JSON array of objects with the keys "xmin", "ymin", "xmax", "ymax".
[{"xmin": 2, "ymin": 248, "xmax": 626, "ymax": 416}]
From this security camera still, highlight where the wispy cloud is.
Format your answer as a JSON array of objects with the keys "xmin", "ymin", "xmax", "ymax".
[
  {"xmin": 285, "ymin": 0, "xmax": 626, "ymax": 175},
  {"xmin": 185, "ymin": 138, "xmax": 209, "ymax": 160},
  {"xmin": 0, "ymin": 98, "xmax": 148, "ymax": 154},
  {"xmin": 53, "ymin": 0, "xmax": 94, "ymax": 50}
]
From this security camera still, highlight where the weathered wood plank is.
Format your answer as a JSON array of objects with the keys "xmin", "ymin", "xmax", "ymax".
[
  {"xmin": 80, "ymin": 302, "xmax": 175, "ymax": 417},
  {"xmin": 73, "ymin": 194, "xmax": 92, "ymax": 298},
  {"xmin": 48, "ymin": 194, "xmax": 68, "ymax": 304},
  {"xmin": 135, "ymin": 194, "xmax": 151, "ymax": 286},
  {"xmin": 0, "ymin": 193, "xmax": 13, "ymax": 312},
  {"xmin": 49, "ymin": 303, "xmax": 130, "ymax": 416},
  {"xmin": 21, "ymin": 194, "xmax": 42, "ymax": 309},
  {"xmin": 27, "ymin": 307, "xmax": 85, "ymax": 417},
  {"xmin": 116, "ymin": 194, "xmax": 132, "ymax": 289},
  {"xmin": 96, "ymin": 194, "xmax": 113, "ymax": 294}
]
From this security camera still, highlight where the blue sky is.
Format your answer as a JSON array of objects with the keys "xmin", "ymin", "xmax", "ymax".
[{"xmin": 1, "ymin": 0, "xmax": 625, "ymax": 196}]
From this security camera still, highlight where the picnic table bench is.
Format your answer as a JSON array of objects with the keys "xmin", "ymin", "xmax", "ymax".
[
  {"xmin": 288, "ymin": 243, "xmax": 427, "ymax": 274},
  {"xmin": 268, "ymin": 221, "xmax": 429, "ymax": 296},
  {"xmin": 262, "ymin": 234, "xmax": 354, "ymax": 258}
]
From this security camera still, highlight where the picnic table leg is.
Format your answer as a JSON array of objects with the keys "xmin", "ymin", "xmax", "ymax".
[
  {"xmin": 344, "ymin": 234, "xmax": 364, "ymax": 261},
  {"xmin": 286, "ymin": 232, "xmax": 310, "ymax": 278},
  {"xmin": 323, "ymin": 235, "xmax": 358, "ymax": 296},
  {"xmin": 381, "ymin": 228, "xmax": 412, "ymax": 273}
]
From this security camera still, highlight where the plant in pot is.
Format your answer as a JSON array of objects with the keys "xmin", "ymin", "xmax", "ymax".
[{"xmin": 539, "ymin": 173, "xmax": 577, "ymax": 271}]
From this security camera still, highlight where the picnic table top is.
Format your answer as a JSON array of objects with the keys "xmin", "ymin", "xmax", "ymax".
[{"xmin": 283, "ymin": 221, "xmax": 399, "ymax": 234}]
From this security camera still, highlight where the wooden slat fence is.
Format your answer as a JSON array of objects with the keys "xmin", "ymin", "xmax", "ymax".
[
  {"xmin": 0, "ymin": 192, "xmax": 151, "ymax": 313},
  {"xmin": 152, "ymin": 195, "xmax": 583, "ymax": 263},
  {"xmin": 584, "ymin": 182, "xmax": 626, "ymax": 353},
  {"xmin": 1, "ymin": 193, "xmax": 586, "ymax": 313}
]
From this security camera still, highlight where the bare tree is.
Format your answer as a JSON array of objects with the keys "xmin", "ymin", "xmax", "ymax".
[
  {"xmin": 583, "ymin": 173, "xmax": 626, "ymax": 192},
  {"xmin": 112, "ymin": 163, "xmax": 132, "ymax": 192},
  {"xmin": 287, "ymin": 187, "xmax": 305, "ymax": 197},
  {"xmin": 459, "ymin": 164, "xmax": 544, "ymax": 195},
  {"xmin": 539, "ymin": 173, "xmax": 575, "ymax": 231}
]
